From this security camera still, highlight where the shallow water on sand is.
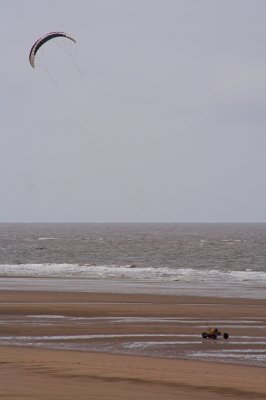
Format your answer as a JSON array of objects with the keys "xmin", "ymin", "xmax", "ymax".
[
  {"xmin": 0, "ymin": 277, "xmax": 265, "ymax": 299},
  {"xmin": 1, "ymin": 314, "xmax": 265, "ymax": 367}
]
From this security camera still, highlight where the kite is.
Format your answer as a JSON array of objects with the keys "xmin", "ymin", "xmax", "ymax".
[{"xmin": 29, "ymin": 32, "xmax": 76, "ymax": 68}]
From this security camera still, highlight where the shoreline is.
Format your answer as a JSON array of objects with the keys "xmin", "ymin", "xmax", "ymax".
[{"xmin": 1, "ymin": 276, "xmax": 265, "ymax": 298}]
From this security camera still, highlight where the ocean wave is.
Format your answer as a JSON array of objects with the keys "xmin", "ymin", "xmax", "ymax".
[
  {"xmin": 0, "ymin": 263, "xmax": 265, "ymax": 285},
  {"xmin": 37, "ymin": 237, "xmax": 59, "ymax": 240}
]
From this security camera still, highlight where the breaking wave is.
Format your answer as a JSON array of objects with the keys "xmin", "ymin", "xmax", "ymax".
[{"xmin": 0, "ymin": 263, "xmax": 265, "ymax": 285}]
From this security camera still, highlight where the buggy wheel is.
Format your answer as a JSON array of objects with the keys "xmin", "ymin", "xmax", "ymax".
[
  {"xmin": 202, "ymin": 332, "xmax": 208, "ymax": 339},
  {"xmin": 223, "ymin": 332, "xmax": 229, "ymax": 339}
]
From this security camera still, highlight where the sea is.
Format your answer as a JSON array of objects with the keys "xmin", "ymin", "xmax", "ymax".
[{"xmin": 0, "ymin": 223, "xmax": 266, "ymax": 298}]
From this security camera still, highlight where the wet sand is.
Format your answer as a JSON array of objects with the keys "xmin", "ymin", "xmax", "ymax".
[{"xmin": 0, "ymin": 291, "xmax": 266, "ymax": 399}]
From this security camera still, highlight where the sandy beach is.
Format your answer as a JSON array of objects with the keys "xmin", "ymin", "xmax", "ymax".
[
  {"xmin": 1, "ymin": 346, "xmax": 266, "ymax": 400},
  {"xmin": 0, "ymin": 290, "xmax": 265, "ymax": 399}
]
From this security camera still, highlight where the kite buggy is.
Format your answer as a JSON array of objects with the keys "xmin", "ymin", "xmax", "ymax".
[{"xmin": 202, "ymin": 327, "xmax": 229, "ymax": 340}]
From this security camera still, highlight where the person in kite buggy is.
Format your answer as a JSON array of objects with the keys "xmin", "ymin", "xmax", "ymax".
[{"xmin": 202, "ymin": 327, "xmax": 229, "ymax": 340}]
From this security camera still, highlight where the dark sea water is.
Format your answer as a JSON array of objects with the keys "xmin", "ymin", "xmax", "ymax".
[
  {"xmin": 0, "ymin": 223, "xmax": 265, "ymax": 297},
  {"xmin": 1, "ymin": 223, "xmax": 266, "ymax": 268}
]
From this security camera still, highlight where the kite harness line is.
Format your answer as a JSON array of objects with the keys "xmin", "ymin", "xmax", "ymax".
[{"xmin": 28, "ymin": 32, "xmax": 152, "ymax": 220}]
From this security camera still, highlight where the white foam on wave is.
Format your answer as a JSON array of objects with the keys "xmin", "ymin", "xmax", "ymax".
[
  {"xmin": 37, "ymin": 237, "xmax": 59, "ymax": 240},
  {"xmin": 0, "ymin": 263, "xmax": 265, "ymax": 285}
]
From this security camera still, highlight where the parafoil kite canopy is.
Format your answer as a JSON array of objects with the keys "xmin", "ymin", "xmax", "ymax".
[{"xmin": 29, "ymin": 32, "xmax": 76, "ymax": 68}]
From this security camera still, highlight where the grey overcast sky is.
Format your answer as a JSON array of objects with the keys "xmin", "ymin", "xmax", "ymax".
[{"xmin": 1, "ymin": 0, "xmax": 266, "ymax": 223}]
